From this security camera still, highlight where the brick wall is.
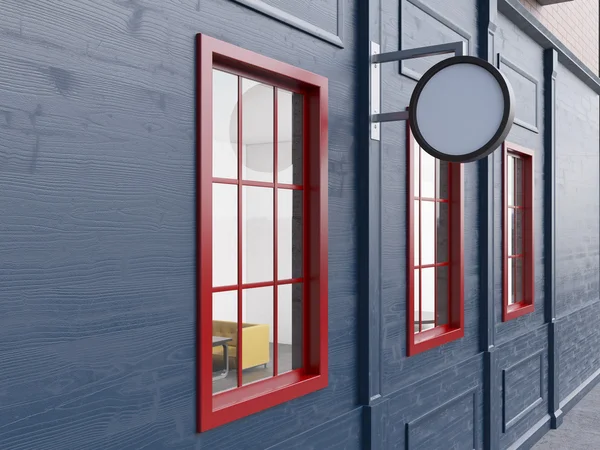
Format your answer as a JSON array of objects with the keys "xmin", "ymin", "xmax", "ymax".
[{"xmin": 520, "ymin": 0, "xmax": 599, "ymax": 75}]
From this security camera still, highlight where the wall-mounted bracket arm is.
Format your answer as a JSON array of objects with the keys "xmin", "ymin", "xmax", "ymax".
[{"xmin": 370, "ymin": 41, "xmax": 467, "ymax": 141}]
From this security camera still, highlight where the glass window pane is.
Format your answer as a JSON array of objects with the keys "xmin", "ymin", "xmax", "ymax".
[
  {"xmin": 413, "ymin": 140, "xmax": 420, "ymax": 197},
  {"xmin": 436, "ymin": 266, "xmax": 449, "ymax": 326},
  {"xmin": 242, "ymin": 79, "xmax": 274, "ymax": 182},
  {"xmin": 507, "ymin": 155, "xmax": 515, "ymax": 207},
  {"xmin": 514, "ymin": 257, "xmax": 524, "ymax": 303},
  {"xmin": 212, "ymin": 291, "xmax": 238, "ymax": 394},
  {"xmin": 514, "ymin": 157, "xmax": 523, "ymax": 207},
  {"xmin": 414, "ymin": 269, "xmax": 420, "ymax": 334},
  {"xmin": 421, "ymin": 267, "xmax": 435, "ymax": 331},
  {"xmin": 278, "ymin": 90, "xmax": 304, "ymax": 185},
  {"xmin": 421, "ymin": 201, "xmax": 435, "ymax": 265},
  {"xmin": 213, "ymin": 70, "xmax": 239, "ymax": 179},
  {"xmin": 414, "ymin": 200, "xmax": 420, "ymax": 265},
  {"xmin": 243, "ymin": 186, "xmax": 273, "ymax": 284},
  {"xmin": 436, "ymin": 202, "xmax": 449, "ymax": 263},
  {"xmin": 508, "ymin": 208, "xmax": 514, "ymax": 257},
  {"xmin": 421, "ymin": 150, "xmax": 436, "ymax": 198},
  {"xmin": 241, "ymin": 287, "xmax": 274, "ymax": 385},
  {"xmin": 437, "ymin": 160, "xmax": 449, "ymax": 200},
  {"xmin": 508, "ymin": 258, "xmax": 514, "ymax": 305},
  {"xmin": 213, "ymin": 183, "xmax": 238, "ymax": 287},
  {"xmin": 277, "ymin": 283, "xmax": 303, "ymax": 374},
  {"xmin": 278, "ymin": 189, "xmax": 303, "ymax": 280},
  {"xmin": 513, "ymin": 209, "xmax": 523, "ymax": 256}
]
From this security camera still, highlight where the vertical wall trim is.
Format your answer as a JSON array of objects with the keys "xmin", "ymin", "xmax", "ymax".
[
  {"xmin": 543, "ymin": 47, "xmax": 563, "ymax": 430},
  {"xmin": 358, "ymin": 0, "xmax": 385, "ymax": 446},
  {"xmin": 478, "ymin": 0, "xmax": 500, "ymax": 448}
]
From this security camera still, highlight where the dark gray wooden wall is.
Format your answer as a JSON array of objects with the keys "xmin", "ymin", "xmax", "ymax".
[
  {"xmin": 0, "ymin": 0, "xmax": 598, "ymax": 449},
  {"xmin": 493, "ymin": 13, "xmax": 549, "ymax": 449},
  {"xmin": 554, "ymin": 62, "xmax": 600, "ymax": 403},
  {"xmin": 0, "ymin": 0, "xmax": 361, "ymax": 449}
]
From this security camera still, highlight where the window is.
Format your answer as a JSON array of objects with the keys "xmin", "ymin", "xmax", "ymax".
[
  {"xmin": 502, "ymin": 142, "xmax": 534, "ymax": 321},
  {"xmin": 197, "ymin": 34, "xmax": 328, "ymax": 432},
  {"xmin": 407, "ymin": 124, "xmax": 464, "ymax": 356}
]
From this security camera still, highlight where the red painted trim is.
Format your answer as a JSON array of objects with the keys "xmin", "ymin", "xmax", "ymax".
[
  {"xmin": 205, "ymin": 372, "xmax": 327, "ymax": 430},
  {"xmin": 236, "ymin": 75, "xmax": 243, "ymax": 389},
  {"xmin": 433, "ymin": 149, "xmax": 438, "ymax": 327},
  {"xmin": 212, "ymin": 177, "xmax": 303, "ymax": 190},
  {"xmin": 212, "ymin": 278, "xmax": 304, "ymax": 293},
  {"xmin": 407, "ymin": 120, "xmax": 415, "ymax": 352},
  {"xmin": 407, "ymin": 123, "xmax": 465, "ymax": 357},
  {"xmin": 273, "ymin": 87, "xmax": 279, "ymax": 377},
  {"xmin": 502, "ymin": 142, "xmax": 535, "ymax": 322},
  {"xmin": 197, "ymin": 31, "xmax": 214, "ymax": 433},
  {"xmin": 196, "ymin": 33, "xmax": 328, "ymax": 432}
]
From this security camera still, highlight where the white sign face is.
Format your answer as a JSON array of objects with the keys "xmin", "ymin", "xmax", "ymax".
[{"xmin": 409, "ymin": 56, "xmax": 515, "ymax": 163}]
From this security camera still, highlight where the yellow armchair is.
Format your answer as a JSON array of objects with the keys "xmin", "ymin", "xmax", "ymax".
[{"xmin": 212, "ymin": 321, "xmax": 270, "ymax": 370}]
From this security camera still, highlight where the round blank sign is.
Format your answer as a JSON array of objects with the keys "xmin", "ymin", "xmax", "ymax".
[{"xmin": 408, "ymin": 56, "xmax": 515, "ymax": 163}]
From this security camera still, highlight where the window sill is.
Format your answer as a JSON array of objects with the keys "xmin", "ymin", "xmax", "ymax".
[
  {"xmin": 409, "ymin": 326, "xmax": 464, "ymax": 356},
  {"xmin": 503, "ymin": 302, "xmax": 534, "ymax": 321},
  {"xmin": 201, "ymin": 370, "xmax": 327, "ymax": 431}
]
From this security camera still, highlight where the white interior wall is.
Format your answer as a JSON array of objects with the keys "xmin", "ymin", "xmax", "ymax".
[{"xmin": 212, "ymin": 71, "xmax": 296, "ymax": 344}]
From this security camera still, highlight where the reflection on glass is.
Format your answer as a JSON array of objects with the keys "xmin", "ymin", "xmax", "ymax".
[
  {"xmin": 278, "ymin": 283, "xmax": 303, "ymax": 373},
  {"xmin": 436, "ymin": 202, "xmax": 449, "ymax": 263},
  {"xmin": 414, "ymin": 269, "xmax": 420, "ymax": 333},
  {"xmin": 278, "ymin": 189, "xmax": 303, "ymax": 280},
  {"xmin": 436, "ymin": 266, "xmax": 449, "ymax": 326},
  {"xmin": 414, "ymin": 200, "xmax": 420, "ymax": 264},
  {"xmin": 514, "ymin": 157, "xmax": 523, "ymax": 206},
  {"xmin": 437, "ymin": 160, "xmax": 449, "ymax": 200},
  {"xmin": 513, "ymin": 210, "xmax": 523, "ymax": 255},
  {"xmin": 242, "ymin": 287, "xmax": 273, "ymax": 385},
  {"xmin": 421, "ymin": 149, "xmax": 436, "ymax": 198},
  {"xmin": 242, "ymin": 79, "xmax": 274, "ymax": 182},
  {"xmin": 213, "ymin": 184, "xmax": 238, "ymax": 287},
  {"xmin": 212, "ymin": 291, "xmax": 239, "ymax": 394},
  {"xmin": 421, "ymin": 268, "xmax": 435, "ymax": 331},
  {"xmin": 213, "ymin": 70, "xmax": 239, "ymax": 179},
  {"xmin": 514, "ymin": 257, "xmax": 523, "ymax": 303},
  {"xmin": 508, "ymin": 258, "xmax": 514, "ymax": 305},
  {"xmin": 508, "ymin": 208, "xmax": 514, "ymax": 257},
  {"xmin": 243, "ymin": 186, "xmax": 273, "ymax": 283},
  {"xmin": 278, "ymin": 90, "xmax": 304, "ymax": 185},
  {"xmin": 421, "ymin": 201, "xmax": 435, "ymax": 265},
  {"xmin": 507, "ymin": 155, "xmax": 515, "ymax": 207}
]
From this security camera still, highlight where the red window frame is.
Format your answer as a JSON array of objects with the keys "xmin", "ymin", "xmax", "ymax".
[
  {"xmin": 502, "ymin": 142, "xmax": 534, "ymax": 321},
  {"xmin": 407, "ymin": 124, "xmax": 464, "ymax": 356},
  {"xmin": 196, "ymin": 33, "xmax": 328, "ymax": 432}
]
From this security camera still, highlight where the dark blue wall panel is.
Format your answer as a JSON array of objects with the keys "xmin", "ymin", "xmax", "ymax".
[
  {"xmin": 380, "ymin": 0, "xmax": 480, "ymax": 395},
  {"xmin": 494, "ymin": 13, "xmax": 546, "ymax": 345},
  {"xmin": 378, "ymin": 0, "xmax": 485, "ymax": 447},
  {"xmin": 554, "ymin": 61, "xmax": 600, "ymax": 404},
  {"xmin": 496, "ymin": 326, "xmax": 548, "ymax": 450},
  {"xmin": 557, "ymin": 302, "xmax": 600, "ymax": 402},
  {"xmin": 0, "ymin": 0, "xmax": 359, "ymax": 448},
  {"xmin": 384, "ymin": 356, "xmax": 484, "ymax": 450},
  {"xmin": 1, "ymin": 0, "xmax": 599, "ymax": 448},
  {"xmin": 554, "ymin": 64, "xmax": 600, "ymax": 319}
]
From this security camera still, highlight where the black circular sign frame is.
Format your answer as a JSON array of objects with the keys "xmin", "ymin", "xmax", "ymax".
[{"xmin": 408, "ymin": 55, "xmax": 515, "ymax": 163}]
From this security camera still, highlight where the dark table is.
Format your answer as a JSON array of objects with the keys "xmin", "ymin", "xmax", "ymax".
[{"xmin": 212, "ymin": 336, "xmax": 232, "ymax": 381}]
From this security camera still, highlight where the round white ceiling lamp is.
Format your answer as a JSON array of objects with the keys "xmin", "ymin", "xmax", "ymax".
[
  {"xmin": 408, "ymin": 55, "xmax": 515, "ymax": 163},
  {"xmin": 228, "ymin": 84, "xmax": 295, "ymax": 173}
]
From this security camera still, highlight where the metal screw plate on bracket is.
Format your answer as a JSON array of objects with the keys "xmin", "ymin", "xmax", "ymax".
[{"xmin": 370, "ymin": 41, "xmax": 381, "ymax": 141}]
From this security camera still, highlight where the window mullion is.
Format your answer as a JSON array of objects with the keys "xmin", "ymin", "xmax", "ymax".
[
  {"xmin": 237, "ymin": 76, "xmax": 243, "ymax": 388},
  {"xmin": 273, "ymin": 87, "xmax": 279, "ymax": 377},
  {"xmin": 418, "ymin": 147, "xmax": 422, "ymax": 333},
  {"xmin": 434, "ymin": 161, "xmax": 438, "ymax": 328}
]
